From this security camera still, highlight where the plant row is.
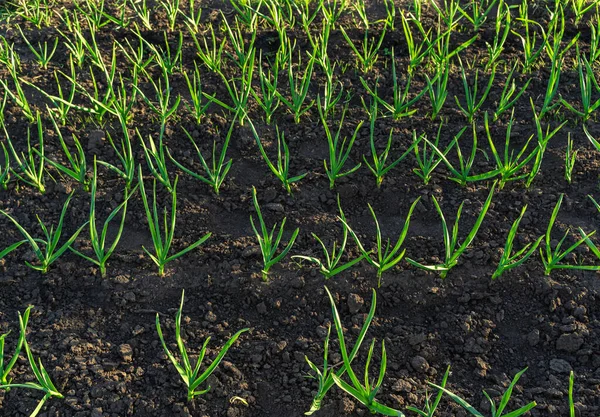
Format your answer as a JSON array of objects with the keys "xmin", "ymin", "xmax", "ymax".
[
  {"xmin": 3, "ymin": 0, "xmax": 600, "ymax": 129},
  {"xmin": 2, "ymin": 153, "xmax": 600, "ymax": 284},
  {"xmin": 0, "ymin": 288, "xmax": 588, "ymax": 417}
]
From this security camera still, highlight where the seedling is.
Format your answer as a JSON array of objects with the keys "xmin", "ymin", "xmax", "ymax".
[
  {"xmin": 25, "ymin": 61, "xmax": 78, "ymax": 126},
  {"xmin": 318, "ymin": 102, "xmax": 363, "ymax": 189},
  {"xmin": 98, "ymin": 127, "xmax": 136, "ymax": 190},
  {"xmin": 492, "ymin": 205, "xmax": 543, "ymax": 279},
  {"xmin": 429, "ymin": 368, "xmax": 536, "ymax": 417},
  {"xmin": 326, "ymin": 287, "xmax": 403, "ymax": 416},
  {"xmin": 454, "ymin": 57, "xmax": 495, "ymax": 123},
  {"xmin": 4, "ymin": 114, "xmax": 46, "ymax": 191},
  {"xmin": 204, "ymin": 50, "xmax": 255, "ymax": 125},
  {"xmin": 71, "ymin": 161, "xmax": 138, "ymax": 277},
  {"xmin": 360, "ymin": 48, "xmax": 426, "ymax": 120},
  {"xmin": 363, "ymin": 100, "xmax": 420, "ymax": 187},
  {"xmin": 159, "ymin": 0, "xmax": 180, "ymax": 30},
  {"xmin": 37, "ymin": 110, "xmax": 90, "ymax": 191},
  {"xmin": 341, "ymin": 198, "xmax": 421, "ymax": 287},
  {"xmin": 484, "ymin": 111, "xmax": 537, "ymax": 189},
  {"xmin": 188, "ymin": 22, "xmax": 226, "ymax": 73},
  {"xmin": 252, "ymin": 53, "xmax": 280, "ymax": 124},
  {"xmin": 340, "ymin": 23, "xmax": 387, "ymax": 73},
  {"xmin": 145, "ymin": 31, "xmax": 183, "ymax": 75},
  {"xmin": 512, "ymin": 3, "xmax": 548, "ymax": 72},
  {"xmin": 17, "ymin": 25, "xmax": 58, "ymax": 69},
  {"xmin": 412, "ymin": 120, "xmax": 460, "ymax": 185},
  {"xmin": 250, "ymin": 186, "xmax": 299, "ymax": 280},
  {"xmin": 247, "ymin": 119, "xmax": 307, "ymax": 195},
  {"xmin": 0, "ymin": 142, "xmax": 10, "ymax": 190},
  {"xmin": 0, "ymin": 306, "xmax": 32, "ymax": 386},
  {"xmin": 425, "ymin": 122, "xmax": 497, "ymax": 186},
  {"xmin": 304, "ymin": 287, "xmax": 376, "ymax": 414},
  {"xmin": 167, "ymin": 114, "xmax": 236, "ymax": 195},
  {"xmin": 134, "ymin": 67, "xmax": 181, "ymax": 135},
  {"xmin": 0, "ymin": 63, "xmax": 36, "ymax": 123},
  {"xmin": 407, "ymin": 183, "xmax": 496, "ymax": 279},
  {"xmin": 139, "ymin": 130, "xmax": 173, "ymax": 192},
  {"xmin": 526, "ymin": 100, "xmax": 567, "ymax": 188},
  {"xmin": 222, "ymin": 13, "xmax": 257, "ymax": 69},
  {"xmin": 130, "ymin": 0, "xmax": 152, "ymax": 30},
  {"xmin": 138, "ymin": 169, "xmax": 211, "ymax": 276},
  {"xmin": 156, "ymin": 290, "xmax": 248, "ymax": 401},
  {"xmin": 276, "ymin": 50, "xmax": 315, "ymax": 123},
  {"xmin": 183, "ymin": 62, "xmax": 214, "ymax": 124},
  {"xmin": 540, "ymin": 194, "xmax": 600, "ymax": 275},
  {"xmin": 424, "ymin": 59, "xmax": 450, "ymax": 119},
  {"xmin": 493, "ymin": 63, "xmax": 531, "ymax": 121},
  {"xmin": 457, "ymin": 0, "xmax": 498, "ymax": 31},
  {"xmin": 484, "ymin": 0, "xmax": 510, "ymax": 71},
  {"xmin": 293, "ymin": 196, "xmax": 366, "ymax": 279},
  {"xmin": 0, "ymin": 306, "xmax": 63, "ymax": 417},
  {"xmin": 561, "ymin": 46, "xmax": 600, "ymax": 121},
  {"xmin": 0, "ymin": 190, "xmax": 88, "ymax": 273},
  {"xmin": 406, "ymin": 366, "xmax": 451, "ymax": 417},
  {"xmin": 400, "ymin": 12, "xmax": 433, "ymax": 73},
  {"xmin": 565, "ymin": 134, "xmax": 578, "ymax": 184}
]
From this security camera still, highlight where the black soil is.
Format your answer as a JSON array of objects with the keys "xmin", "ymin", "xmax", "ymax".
[{"xmin": 0, "ymin": 1, "xmax": 599, "ymax": 417}]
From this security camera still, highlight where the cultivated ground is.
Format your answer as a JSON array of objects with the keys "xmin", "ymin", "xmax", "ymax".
[{"xmin": 0, "ymin": 0, "xmax": 599, "ymax": 416}]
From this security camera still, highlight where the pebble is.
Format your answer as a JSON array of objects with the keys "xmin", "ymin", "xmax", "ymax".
[
  {"xmin": 256, "ymin": 302, "xmax": 267, "ymax": 314},
  {"xmin": 392, "ymin": 379, "xmax": 412, "ymax": 393},
  {"xmin": 316, "ymin": 325, "xmax": 329, "ymax": 338},
  {"xmin": 409, "ymin": 333, "xmax": 426, "ymax": 346},
  {"xmin": 527, "ymin": 329, "xmax": 540, "ymax": 346},
  {"xmin": 205, "ymin": 311, "xmax": 217, "ymax": 322},
  {"xmin": 347, "ymin": 293, "xmax": 364, "ymax": 314},
  {"xmin": 265, "ymin": 203, "xmax": 284, "ymax": 212},
  {"xmin": 410, "ymin": 356, "xmax": 429, "ymax": 373},
  {"xmin": 118, "ymin": 344, "xmax": 133, "ymax": 362},
  {"xmin": 549, "ymin": 358, "xmax": 572, "ymax": 374},
  {"xmin": 91, "ymin": 408, "xmax": 104, "ymax": 417},
  {"xmin": 556, "ymin": 333, "xmax": 584, "ymax": 353},
  {"xmin": 292, "ymin": 276, "xmax": 305, "ymax": 289},
  {"xmin": 242, "ymin": 246, "xmax": 261, "ymax": 258}
]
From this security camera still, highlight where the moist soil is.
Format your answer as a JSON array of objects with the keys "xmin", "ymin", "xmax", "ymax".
[{"xmin": 0, "ymin": 1, "xmax": 600, "ymax": 416}]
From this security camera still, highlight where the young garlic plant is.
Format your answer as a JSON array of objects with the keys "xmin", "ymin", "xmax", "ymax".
[
  {"xmin": 293, "ymin": 196, "xmax": 366, "ymax": 279},
  {"xmin": 156, "ymin": 290, "xmax": 249, "ymax": 401},
  {"xmin": 167, "ymin": 114, "xmax": 237, "ymax": 195},
  {"xmin": 138, "ymin": 168, "xmax": 212, "ymax": 276},
  {"xmin": 325, "ymin": 287, "xmax": 403, "ymax": 416},
  {"xmin": 70, "ymin": 160, "xmax": 138, "ymax": 278},
  {"xmin": 492, "ymin": 205, "xmax": 543, "ymax": 279},
  {"xmin": 430, "ymin": 368, "xmax": 536, "ymax": 417},
  {"xmin": 0, "ymin": 192, "xmax": 88, "ymax": 273},
  {"xmin": 540, "ymin": 194, "xmax": 600, "ymax": 276},
  {"xmin": 407, "ymin": 183, "xmax": 496, "ymax": 279},
  {"xmin": 0, "ymin": 306, "xmax": 64, "ymax": 417},
  {"xmin": 305, "ymin": 287, "xmax": 376, "ymax": 414},
  {"xmin": 247, "ymin": 119, "xmax": 307, "ymax": 195},
  {"xmin": 363, "ymin": 100, "xmax": 420, "ymax": 188},
  {"xmin": 250, "ymin": 186, "xmax": 299, "ymax": 280},
  {"xmin": 341, "ymin": 198, "xmax": 421, "ymax": 287},
  {"xmin": 3, "ymin": 112, "xmax": 46, "ymax": 193},
  {"xmin": 318, "ymin": 102, "xmax": 363, "ymax": 189}
]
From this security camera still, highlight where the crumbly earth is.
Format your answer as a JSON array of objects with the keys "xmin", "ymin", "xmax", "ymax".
[{"xmin": 0, "ymin": 1, "xmax": 599, "ymax": 416}]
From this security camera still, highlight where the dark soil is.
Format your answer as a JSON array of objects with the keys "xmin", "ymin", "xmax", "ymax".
[{"xmin": 0, "ymin": 1, "xmax": 599, "ymax": 417}]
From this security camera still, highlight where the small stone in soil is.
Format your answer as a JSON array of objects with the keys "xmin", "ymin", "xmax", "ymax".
[
  {"xmin": 118, "ymin": 344, "xmax": 133, "ymax": 362},
  {"xmin": 410, "ymin": 356, "xmax": 429, "ymax": 373},
  {"xmin": 347, "ymin": 293, "xmax": 364, "ymax": 314},
  {"xmin": 549, "ymin": 358, "xmax": 572, "ymax": 374}
]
